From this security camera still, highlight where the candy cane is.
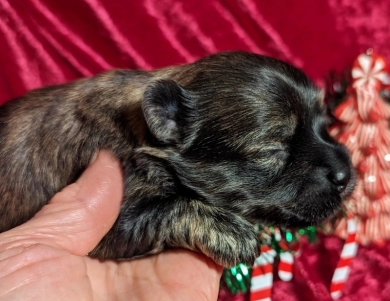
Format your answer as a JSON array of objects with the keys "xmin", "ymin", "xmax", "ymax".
[
  {"xmin": 330, "ymin": 216, "xmax": 359, "ymax": 299},
  {"xmin": 274, "ymin": 229, "xmax": 294, "ymax": 282},
  {"xmin": 250, "ymin": 245, "xmax": 276, "ymax": 301},
  {"xmin": 278, "ymin": 252, "xmax": 294, "ymax": 281}
]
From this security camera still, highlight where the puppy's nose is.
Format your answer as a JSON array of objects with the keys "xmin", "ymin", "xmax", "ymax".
[{"xmin": 330, "ymin": 169, "xmax": 350, "ymax": 193}]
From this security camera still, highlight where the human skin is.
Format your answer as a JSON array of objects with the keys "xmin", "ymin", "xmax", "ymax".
[{"xmin": 0, "ymin": 150, "xmax": 222, "ymax": 301}]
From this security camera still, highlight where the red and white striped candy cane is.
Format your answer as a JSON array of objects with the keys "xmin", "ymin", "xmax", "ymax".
[
  {"xmin": 274, "ymin": 229, "xmax": 294, "ymax": 282},
  {"xmin": 278, "ymin": 251, "xmax": 294, "ymax": 281},
  {"xmin": 250, "ymin": 245, "xmax": 276, "ymax": 301},
  {"xmin": 330, "ymin": 216, "xmax": 359, "ymax": 299}
]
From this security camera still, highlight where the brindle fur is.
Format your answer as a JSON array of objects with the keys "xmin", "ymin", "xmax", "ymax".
[{"xmin": 0, "ymin": 52, "xmax": 355, "ymax": 267}]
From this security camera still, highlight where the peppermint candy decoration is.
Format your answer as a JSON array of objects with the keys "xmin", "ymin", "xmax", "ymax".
[
  {"xmin": 352, "ymin": 51, "xmax": 389, "ymax": 90},
  {"xmin": 331, "ymin": 50, "xmax": 390, "ymax": 245}
]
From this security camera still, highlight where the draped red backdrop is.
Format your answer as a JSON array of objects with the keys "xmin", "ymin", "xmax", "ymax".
[{"xmin": 1, "ymin": 1, "xmax": 390, "ymax": 300}]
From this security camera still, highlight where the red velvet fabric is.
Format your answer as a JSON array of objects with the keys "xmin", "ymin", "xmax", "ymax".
[
  {"xmin": 218, "ymin": 235, "xmax": 390, "ymax": 301},
  {"xmin": 1, "ymin": 1, "xmax": 390, "ymax": 300}
]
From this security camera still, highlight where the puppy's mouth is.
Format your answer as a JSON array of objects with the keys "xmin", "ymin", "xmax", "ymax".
[
  {"xmin": 281, "ymin": 179, "xmax": 356, "ymax": 227},
  {"xmin": 282, "ymin": 162, "xmax": 357, "ymax": 227},
  {"xmin": 277, "ymin": 202, "xmax": 341, "ymax": 227},
  {"xmin": 244, "ymin": 195, "xmax": 341, "ymax": 228},
  {"xmin": 253, "ymin": 177, "xmax": 356, "ymax": 228}
]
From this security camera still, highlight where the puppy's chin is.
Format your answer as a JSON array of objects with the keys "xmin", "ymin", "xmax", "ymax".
[
  {"xmin": 246, "ymin": 183, "xmax": 354, "ymax": 228},
  {"xmin": 277, "ymin": 186, "xmax": 355, "ymax": 228},
  {"xmin": 279, "ymin": 198, "xmax": 341, "ymax": 228},
  {"xmin": 264, "ymin": 208, "xmax": 338, "ymax": 229}
]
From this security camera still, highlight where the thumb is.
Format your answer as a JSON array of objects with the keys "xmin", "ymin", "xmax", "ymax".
[{"xmin": 0, "ymin": 150, "xmax": 123, "ymax": 255}]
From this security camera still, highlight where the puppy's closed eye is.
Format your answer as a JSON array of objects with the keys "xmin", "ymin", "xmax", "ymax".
[
  {"xmin": 247, "ymin": 144, "xmax": 289, "ymax": 163},
  {"xmin": 267, "ymin": 145, "xmax": 289, "ymax": 161}
]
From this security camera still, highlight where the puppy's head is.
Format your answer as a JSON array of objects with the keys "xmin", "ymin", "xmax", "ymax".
[{"xmin": 142, "ymin": 52, "xmax": 355, "ymax": 227}]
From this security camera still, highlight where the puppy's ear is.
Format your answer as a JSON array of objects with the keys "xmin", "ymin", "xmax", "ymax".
[{"xmin": 142, "ymin": 79, "xmax": 193, "ymax": 145}]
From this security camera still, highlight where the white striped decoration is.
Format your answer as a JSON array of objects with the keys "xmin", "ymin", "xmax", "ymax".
[
  {"xmin": 330, "ymin": 216, "xmax": 359, "ymax": 299},
  {"xmin": 278, "ymin": 252, "xmax": 294, "ymax": 281},
  {"xmin": 250, "ymin": 245, "xmax": 276, "ymax": 301},
  {"xmin": 274, "ymin": 228, "xmax": 294, "ymax": 282}
]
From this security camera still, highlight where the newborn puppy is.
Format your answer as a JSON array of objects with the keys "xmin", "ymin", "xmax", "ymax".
[{"xmin": 0, "ymin": 52, "xmax": 355, "ymax": 267}]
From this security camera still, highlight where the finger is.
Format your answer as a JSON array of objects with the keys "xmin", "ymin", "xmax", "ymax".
[{"xmin": 0, "ymin": 150, "xmax": 124, "ymax": 255}]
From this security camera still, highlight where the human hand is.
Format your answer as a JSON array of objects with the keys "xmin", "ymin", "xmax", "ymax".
[{"xmin": 0, "ymin": 150, "xmax": 222, "ymax": 301}]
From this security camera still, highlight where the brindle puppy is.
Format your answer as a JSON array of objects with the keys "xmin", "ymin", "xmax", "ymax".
[{"xmin": 0, "ymin": 52, "xmax": 355, "ymax": 267}]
